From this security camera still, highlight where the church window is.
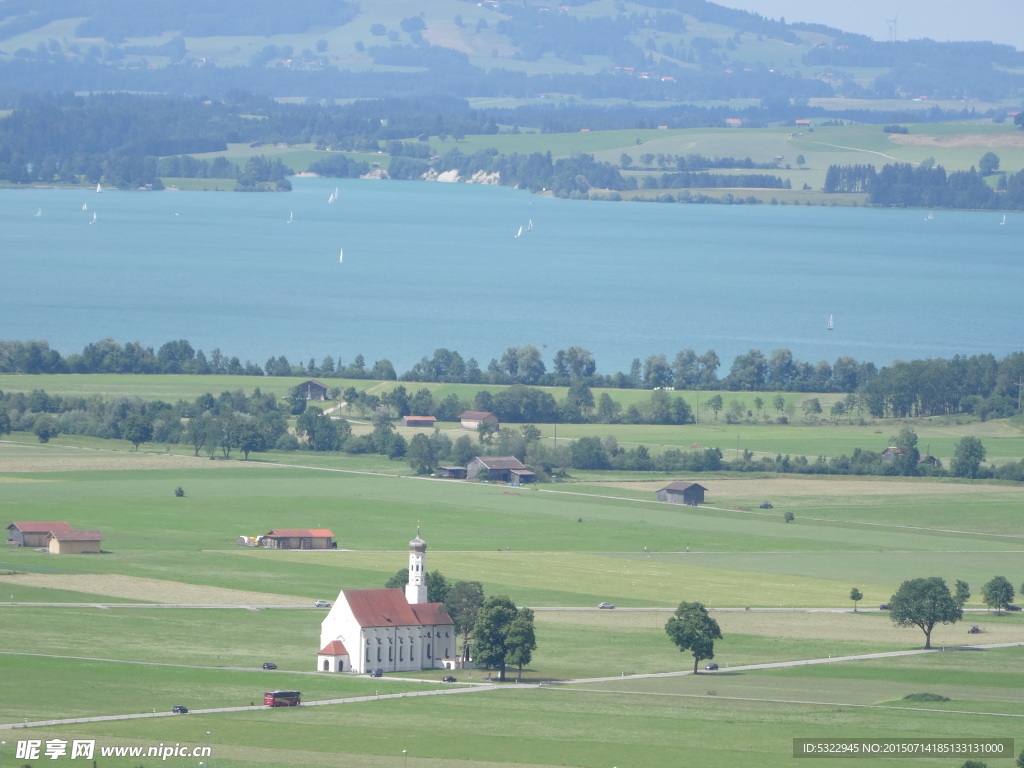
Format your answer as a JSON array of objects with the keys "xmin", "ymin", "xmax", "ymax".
[
  {"xmin": 377, "ymin": 647, "xmax": 381, "ymax": 662},
  {"xmin": 400, "ymin": 646, "xmax": 404, "ymax": 661},
  {"xmin": 365, "ymin": 645, "xmax": 370, "ymax": 662},
  {"xmin": 427, "ymin": 643, "xmax": 431, "ymax": 658},
  {"xmin": 389, "ymin": 647, "xmax": 393, "ymax": 662}
]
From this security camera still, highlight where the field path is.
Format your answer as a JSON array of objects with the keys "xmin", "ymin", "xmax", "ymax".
[{"xmin": 3, "ymin": 641, "xmax": 1023, "ymax": 730}]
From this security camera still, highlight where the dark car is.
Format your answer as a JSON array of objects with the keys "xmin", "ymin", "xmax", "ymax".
[
  {"xmin": 705, "ymin": 663, "xmax": 719, "ymax": 671},
  {"xmin": 1006, "ymin": 604, "xmax": 1022, "ymax": 611},
  {"xmin": 172, "ymin": 705, "xmax": 188, "ymax": 714},
  {"xmin": 878, "ymin": 604, "xmax": 890, "ymax": 611},
  {"xmin": 442, "ymin": 675, "xmax": 457, "ymax": 683},
  {"xmin": 262, "ymin": 662, "xmax": 277, "ymax": 670},
  {"xmin": 369, "ymin": 668, "xmax": 383, "ymax": 677}
]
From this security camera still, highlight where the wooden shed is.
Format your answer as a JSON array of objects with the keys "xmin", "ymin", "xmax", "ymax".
[
  {"xmin": 401, "ymin": 415, "xmax": 436, "ymax": 428},
  {"xmin": 262, "ymin": 528, "xmax": 335, "ymax": 550},
  {"xmin": 466, "ymin": 456, "xmax": 535, "ymax": 483},
  {"xmin": 7, "ymin": 521, "xmax": 73, "ymax": 548},
  {"xmin": 656, "ymin": 481, "xmax": 707, "ymax": 505},
  {"xmin": 436, "ymin": 466, "xmax": 467, "ymax": 479},
  {"xmin": 46, "ymin": 530, "xmax": 104, "ymax": 554},
  {"xmin": 459, "ymin": 411, "xmax": 499, "ymax": 431},
  {"xmin": 298, "ymin": 379, "xmax": 329, "ymax": 401}
]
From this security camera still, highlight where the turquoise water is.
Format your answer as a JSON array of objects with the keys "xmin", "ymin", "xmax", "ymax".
[{"xmin": 2, "ymin": 178, "xmax": 1021, "ymax": 374}]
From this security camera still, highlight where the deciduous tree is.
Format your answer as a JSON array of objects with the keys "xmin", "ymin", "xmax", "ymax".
[
  {"xmin": 665, "ymin": 601, "xmax": 722, "ymax": 673},
  {"xmin": 849, "ymin": 587, "xmax": 863, "ymax": 612},
  {"xmin": 981, "ymin": 576, "xmax": 1014, "ymax": 614},
  {"xmin": 445, "ymin": 580, "xmax": 485, "ymax": 662},
  {"xmin": 889, "ymin": 577, "xmax": 962, "ymax": 649},
  {"xmin": 472, "ymin": 595, "xmax": 536, "ymax": 681},
  {"xmin": 951, "ymin": 436, "xmax": 986, "ymax": 478}
]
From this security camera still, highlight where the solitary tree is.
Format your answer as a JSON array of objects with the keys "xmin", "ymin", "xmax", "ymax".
[
  {"xmin": 979, "ymin": 151, "xmax": 1000, "ymax": 176},
  {"xmin": 665, "ymin": 601, "xmax": 723, "ymax": 673},
  {"xmin": 33, "ymin": 414, "xmax": 59, "ymax": 443},
  {"xmin": 951, "ymin": 436, "xmax": 986, "ymax": 478},
  {"xmin": 122, "ymin": 412, "xmax": 152, "ymax": 451},
  {"xmin": 707, "ymin": 394, "xmax": 723, "ymax": 421},
  {"xmin": 981, "ymin": 576, "xmax": 1015, "ymax": 614},
  {"xmin": 472, "ymin": 595, "xmax": 537, "ymax": 681},
  {"xmin": 849, "ymin": 587, "xmax": 863, "ymax": 612},
  {"xmin": 888, "ymin": 577, "xmax": 962, "ymax": 649}
]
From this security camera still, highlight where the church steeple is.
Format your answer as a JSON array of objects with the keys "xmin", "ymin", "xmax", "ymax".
[{"xmin": 405, "ymin": 527, "xmax": 428, "ymax": 605}]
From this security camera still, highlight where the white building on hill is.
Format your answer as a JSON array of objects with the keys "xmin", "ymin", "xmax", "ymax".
[{"xmin": 316, "ymin": 533, "xmax": 456, "ymax": 674}]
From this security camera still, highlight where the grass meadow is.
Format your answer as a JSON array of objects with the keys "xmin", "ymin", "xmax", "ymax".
[{"xmin": 2, "ymin": 426, "xmax": 1024, "ymax": 766}]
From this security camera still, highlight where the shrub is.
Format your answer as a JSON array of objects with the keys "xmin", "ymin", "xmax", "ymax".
[
  {"xmin": 174, "ymin": 487, "xmax": 185, "ymax": 497},
  {"xmin": 902, "ymin": 692, "xmax": 950, "ymax": 702},
  {"xmin": 783, "ymin": 511, "xmax": 795, "ymax": 523}
]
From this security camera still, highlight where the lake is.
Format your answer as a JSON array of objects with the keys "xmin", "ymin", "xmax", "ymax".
[{"xmin": 2, "ymin": 178, "xmax": 1020, "ymax": 376}]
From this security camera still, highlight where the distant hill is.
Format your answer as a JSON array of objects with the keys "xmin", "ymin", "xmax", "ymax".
[{"xmin": 0, "ymin": 0, "xmax": 1023, "ymax": 104}]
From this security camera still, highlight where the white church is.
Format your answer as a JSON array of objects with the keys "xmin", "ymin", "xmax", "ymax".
[{"xmin": 316, "ymin": 533, "xmax": 457, "ymax": 674}]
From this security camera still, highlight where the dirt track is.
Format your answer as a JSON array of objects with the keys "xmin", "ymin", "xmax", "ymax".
[
  {"xmin": 889, "ymin": 133, "xmax": 1024, "ymax": 148},
  {"xmin": 588, "ymin": 477, "xmax": 1023, "ymax": 498}
]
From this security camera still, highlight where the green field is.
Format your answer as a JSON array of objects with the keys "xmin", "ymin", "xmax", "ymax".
[{"xmin": 2, "ymin": 432, "xmax": 1023, "ymax": 766}]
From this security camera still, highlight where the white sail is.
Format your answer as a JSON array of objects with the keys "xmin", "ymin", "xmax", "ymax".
[
  {"xmin": 1000, "ymin": 214, "xmax": 1006, "ymax": 225},
  {"xmin": 827, "ymin": 314, "xmax": 834, "ymax": 331},
  {"xmin": 526, "ymin": 219, "xmax": 534, "ymax": 232},
  {"xmin": 515, "ymin": 225, "xmax": 523, "ymax": 238},
  {"xmin": 96, "ymin": 182, "xmax": 102, "ymax": 193},
  {"xmin": 82, "ymin": 203, "xmax": 88, "ymax": 211},
  {"xmin": 34, "ymin": 208, "xmax": 41, "ymax": 217},
  {"xmin": 287, "ymin": 211, "xmax": 293, "ymax": 224},
  {"xmin": 89, "ymin": 212, "xmax": 97, "ymax": 224},
  {"xmin": 339, "ymin": 248, "xmax": 344, "ymax": 264},
  {"xmin": 328, "ymin": 191, "xmax": 336, "ymax": 204}
]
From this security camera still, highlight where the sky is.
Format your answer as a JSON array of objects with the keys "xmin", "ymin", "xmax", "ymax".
[{"xmin": 716, "ymin": 1, "xmax": 1024, "ymax": 50}]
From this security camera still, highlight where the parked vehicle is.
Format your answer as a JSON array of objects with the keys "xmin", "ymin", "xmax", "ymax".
[
  {"xmin": 1006, "ymin": 604, "xmax": 1021, "ymax": 611},
  {"xmin": 172, "ymin": 705, "xmax": 188, "ymax": 714},
  {"xmin": 597, "ymin": 602, "xmax": 615, "ymax": 609},
  {"xmin": 442, "ymin": 676, "xmax": 457, "ymax": 683},
  {"xmin": 878, "ymin": 604, "xmax": 890, "ymax": 610},
  {"xmin": 263, "ymin": 690, "xmax": 301, "ymax": 707},
  {"xmin": 705, "ymin": 663, "xmax": 719, "ymax": 671},
  {"xmin": 369, "ymin": 668, "xmax": 383, "ymax": 677},
  {"xmin": 314, "ymin": 600, "xmax": 331, "ymax": 608},
  {"xmin": 262, "ymin": 662, "xmax": 277, "ymax": 670}
]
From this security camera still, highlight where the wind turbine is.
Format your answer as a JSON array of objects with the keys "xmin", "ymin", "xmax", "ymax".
[{"xmin": 885, "ymin": 10, "xmax": 899, "ymax": 42}]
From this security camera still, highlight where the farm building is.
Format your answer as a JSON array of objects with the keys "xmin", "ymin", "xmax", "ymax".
[
  {"xmin": 656, "ymin": 481, "xmax": 707, "ymax": 505},
  {"xmin": 401, "ymin": 415, "xmax": 436, "ymax": 428},
  {"xmin": 7, "ymin": 521, "xmax": 73, "ymax": 548},
  {"xmin": 262, "ymin": 529, "xmax": 335, "ymax": 550},
  {"xmin": 465, "ymin": 456, "xmax": 536, "ymax": 483},
  {"xmin": 46, "ymin": 530, "xmax": 104, "ymax": 555},
  {"xmin": 436, "ymin": 466, "xmax": 467, "ymax": 479},
  {"xmin": 297, "ymin": 379, "xmax": 329, "ymax": 401},
  {"xmin": 317, "ymin": 533, "xmax": 457, "ymax": 673},
  {"xmin": 459, "ymin": 411, "xmax": 499, "ymax": 431}
]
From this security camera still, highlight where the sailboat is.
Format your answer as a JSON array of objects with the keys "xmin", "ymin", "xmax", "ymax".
[
  {"xmin": 327, "ymin": 190, "xmax": 336, "ymax": 204},
  {"xmin": 287, "ymin": 211, "xmax": 294, "ymax": 224},
  {"xmin": 514, "ymin": 225, "xmax": 523, "ymax": 238},
  {"xmin": 526, "ymin": 219, "xmax": 534, "ymax": 232},
  {"xmin": 34, "ymin": 207, "xmax": 41, "ymax": 217},
  {"xmin": 827, "ymin": 314, "xmax": 834, "ymax": 331},
  {"xmin": 1000, "ymin": 214, "xmax": 1006, "ymax": 226},
  {"xmin": 89, "ymin": 212, "xmax": 97, "ymax": 225},
  {"xmin": 82, "ymin": 203, "xmax": 88, "ymax": 212},
  {"xmin": 924, "ymin": 211, "xmax": 934, "ymax": 221},
  {"xmin": 96, "ymin": 182, "xmax": 102, "ymax": 193},
  {"xmin": 339, "ymin": 248, "xmax": 344, "ymax": 264}
]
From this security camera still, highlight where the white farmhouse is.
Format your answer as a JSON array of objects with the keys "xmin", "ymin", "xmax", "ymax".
[{"xmin": 316, "ymin": 533, "xmax": 456, "ymax": 673}]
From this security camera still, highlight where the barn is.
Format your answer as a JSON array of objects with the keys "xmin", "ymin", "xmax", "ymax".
[
  {"xmin": 262, "ymin": 529, "xmax": 335, "ymax": 550},
  {"xmin": 459, "ymin": 411, "xmax": 499, "ymax": 431},
  {"xmin": 656, "ymin": 481, "xmax": 707, "ymax": 505},
  {"xmin": 7, "ymin": 522, "xmax": 73, "ymax": 548},
  {"xmin": 47, "ymin": 530, "xmax": 104, "ymax": 554},
  {"xmin": 465, "ymin": 456, "xmax": 536, "ymax": 483},
  {"xmin": 297, "ymin": 379, "xmax": 329, "ymax": 401}
]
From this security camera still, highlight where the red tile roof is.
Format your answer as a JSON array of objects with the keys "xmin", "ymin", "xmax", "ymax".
[
  {"xmin": 343, "ymin": 589, "xmax": 421, "ymax": 627},
  {"xmin": 412, "ymin": 603, "xmax": 454, "ymax": 626},
  {"xmin": 264, "ymin": 529, "xmax": 334, "ymax": 538},
  {"xmin": 8, "ymin": 522, "xmax": 73, "ymax": 533},
  {"xmin": 318, "ymin": 640, "xmax": 349, "ymax": 655},
  {"xmin": 48, "ymin": 530, "xmax": 104, "ymax": 541}
]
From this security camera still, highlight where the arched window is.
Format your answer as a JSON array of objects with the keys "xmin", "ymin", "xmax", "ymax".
[{"xmin": 427, "ymin": 643, "xmax": 431, "ymax": 658}]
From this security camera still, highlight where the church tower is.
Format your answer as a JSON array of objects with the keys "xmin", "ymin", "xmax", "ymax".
[{"xmin": 405, "ymin": 530, "xmax": 428, "ymax": 605}]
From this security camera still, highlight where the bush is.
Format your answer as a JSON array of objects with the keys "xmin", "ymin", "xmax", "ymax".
[
  {"xmin": 902, "ymin": 692, "xmax": 950, "ymax": 702},
  {"xmin": 759, "ymin": 501, "xmax": 773, "ymax": 509},
  {"xmin": 783, "ymin": 511, "xmax": 795, "ymax": 523},
  {"xmin": 174, "ymin": 487, "xmax": 185, "ymax": 497},
  {"xmin": 274, "ymin": 434, "xmax": 300, "ymax": 451}
]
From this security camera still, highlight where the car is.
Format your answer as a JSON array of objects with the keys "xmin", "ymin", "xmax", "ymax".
[
  {"xmin": 172, "ymin": 705, "xmax": 188, "ymax": 714},
  {"xmin": 314, "ymin": 600, "xmax": 331, "ymax": 608},
  {"xmin": 262, "ymin": 662, "xmax": 277, "ymax": 670},
  {"xmin": 369, "ymin": 668, "xmax": 383, "ymax": 677},
  {"xmin": 878, "ymin": 604, "xmax": 890, "ymax": 611},
  {"xmin": 1006, "ymin": 604, "xmax": 1022, "ymax": 611},
  {"xmin": 442, "ymin": 675, "xmax": 457, "ymax": 683},
  {"xmin": 705, "ymin": 663, "xmax": 719, "ymax": 671},
  {"xmin": 597, "ymin": 602, "xmax": 615, "ymax": 609}
]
